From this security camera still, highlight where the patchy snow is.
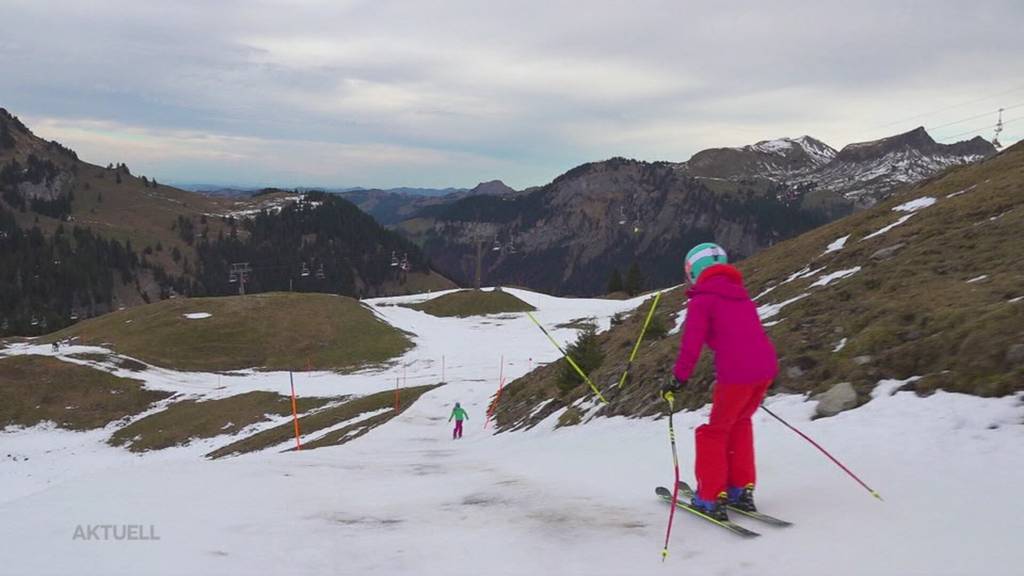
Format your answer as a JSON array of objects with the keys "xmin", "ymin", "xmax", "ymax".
[
  {"xmin": 966, "ymin": 275, "xmax": 989, "ymax": 284},
  {"xmin": 946, "ymin": 185, "xmax": 976, "ymax": 199},
  {"xmin": 1009, "ymin": 296, "xmax": 1024, "ymax": 304},
  {"xmin": 810, "ymin": 267, "xmax": 862, "ymax": 288},
  {"xmin": 2, "ymin": 289, "xmax": 1023, "ymax": 575},
  {"xmin": 893, "ymin": 196, "xmax": 937, "ymax": 212},
  {"xmin": 862, "ymin": 214, "xmax": 915, "ymax": 240},
  {"xmin": 758, "ymin": 293, "xmax": 810, "ymax": 320},
  {"xmin": 823, "ymin": 235, "xmax": 850, "ymax": 255},
  {"xmin": 833, "ymin": 337, "xmax": 848, "ymax": 352},
  {"xmin": 183, "ymin": 312, "xmax": 212, "ymax": 320},
  {"xmin": 753, "ymin": 284, "xmax": 778, "ymax": 301},
  {"xmin": 780, "ymin": 266, "xmax": 826, "ymax": 285},
  {"xmin": 870, "ymin": 377, "xmax": 920, "ymax": 399},
  {"xmin": 753, "ymin": 138, "xmax": 795, "ymax": 155},
  {"xmin": 989, "ymin": 209, "xmax": 1013, "ymax": 222}
]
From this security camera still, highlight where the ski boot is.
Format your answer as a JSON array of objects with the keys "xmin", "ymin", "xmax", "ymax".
[
  {"xmin": 691, "ymin": 491, "xmax": 729, "ymax": 521},
  {"xmin": 727, "ymin": 484, "xmax": 757, "ymax": 512}
]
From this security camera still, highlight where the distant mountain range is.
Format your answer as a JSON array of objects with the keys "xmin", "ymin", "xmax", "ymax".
[
  {"xmin": 687, "ymin": 127, "xmax": 994, "ymax": 207},
  {"xmin": 176, "ymin": 183, "xmax": 471, "ymax": 198},
  {"xmin": 394, "ymin": 127, "xmax": 996, "ymax": 296}
]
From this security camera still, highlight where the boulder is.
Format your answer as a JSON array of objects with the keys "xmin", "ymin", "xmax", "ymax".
[
  {"xmin": 813, "ymin": 382, "xmax": 859, "ymax": 418},
  {"xmin": 1007, "ymin": 344, "xmax": 1024, "ymax": 366},
  {"xmin": 870, "ymin": 243, "xmax": 906, "ymax": 260}
]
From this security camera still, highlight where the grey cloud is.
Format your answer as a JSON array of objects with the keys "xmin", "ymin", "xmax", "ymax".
[{"xmin": 1, "ymin": 0, "xmax": 1021, "ymax": 188}]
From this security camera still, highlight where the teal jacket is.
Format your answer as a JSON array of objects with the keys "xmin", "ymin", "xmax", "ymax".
[{"xmin": 449, "ymin": 406, "xmax": 469, "ymax": 422}]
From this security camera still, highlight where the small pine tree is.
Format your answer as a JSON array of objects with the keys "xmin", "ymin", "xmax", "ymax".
[
  {"xmin": 644, "ymin": 313, "xmax": 668, "ymax": 340},
  {"xmin": 625, "ymin": 262, "xmax": 644, "ymax": 296},
  {"xmin": 607, "ymin": 268, "xmax": 624, "ymax": 294},
  {"xmin": 556, "ymin": 327, "xmax": 604, "ymax": 393}
]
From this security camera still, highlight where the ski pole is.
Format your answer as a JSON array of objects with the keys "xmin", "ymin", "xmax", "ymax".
[
  {"xmin": 661, "ymin": 390, "xmax": 681, "ymax": 562},
  {"xmin": 617, "ymin": 291, "xmax": 662, "ymax": 389},
  {"xmin": 525, "ymin": 311, "xmax": 608, "ymax": 403},
  {"xmin": 759, "ymin": 404, "xmax": 882, "ymax": 500}
]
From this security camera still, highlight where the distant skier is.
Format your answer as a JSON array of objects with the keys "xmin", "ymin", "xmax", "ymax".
[
  {"xmin": 449, "ymin": 402, "xmax": 469, "ymax": 440},
  {"xmin": 662, "ymin": 242, "xmax": 778, "ymax": 521}
]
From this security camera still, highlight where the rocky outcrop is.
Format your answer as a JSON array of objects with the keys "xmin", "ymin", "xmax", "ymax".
[{"xmin": 401, "ymin": 159, "xmax": 828, "ymax": 295}]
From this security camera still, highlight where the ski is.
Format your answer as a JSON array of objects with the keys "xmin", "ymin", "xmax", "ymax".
[
  {"xmin": 655, "ymin": 486, "xmax": 760, "ymax": 538},
  {"xmin": 676, "ymin": 481, "xmax": 792, "ymax": 527}
]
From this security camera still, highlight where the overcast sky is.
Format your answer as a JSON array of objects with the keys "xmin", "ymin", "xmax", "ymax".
[{"xmin": 2, "ymin": 0, "xmax": 1021, "ymax": 189}]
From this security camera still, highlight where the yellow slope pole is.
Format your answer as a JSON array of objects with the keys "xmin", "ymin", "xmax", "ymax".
[
  {"xmin": 525, "ymin": 311, "xmax": 608, "ymax": 404},
  {"xmin": 617, "ymin": 291, "xmax": 663, "ymax": 389}
]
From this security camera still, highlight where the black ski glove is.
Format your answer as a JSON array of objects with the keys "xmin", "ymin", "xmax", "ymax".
[{"xmin": 659, "ymin": 375, "xmax": 685, "ymax": 398}]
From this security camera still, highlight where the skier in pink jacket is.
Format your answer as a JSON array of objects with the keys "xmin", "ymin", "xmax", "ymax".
[{"xmin": 662, "ymin": 242, "xmax": 778, "ymax": 521}]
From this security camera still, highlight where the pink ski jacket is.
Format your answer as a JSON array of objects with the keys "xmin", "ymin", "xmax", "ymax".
[{"xmin": 673, "ymin": 264, "xmax": 778, "ymax": 386}]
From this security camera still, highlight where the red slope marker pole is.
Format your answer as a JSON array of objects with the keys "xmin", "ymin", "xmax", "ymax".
[{"xmin": 290, "ymin": 371, "xmax": 302, "ymax": 451}]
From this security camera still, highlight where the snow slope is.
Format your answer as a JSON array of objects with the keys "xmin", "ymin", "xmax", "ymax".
[{"xmin": 1, "ymin": 288, "xmax": 1022, "ymax": 575}]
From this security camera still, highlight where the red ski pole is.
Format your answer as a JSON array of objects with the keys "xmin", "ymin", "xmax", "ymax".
[{"xmin": 760, "ymin": 404, "xmax": 882, "ymax": 500}]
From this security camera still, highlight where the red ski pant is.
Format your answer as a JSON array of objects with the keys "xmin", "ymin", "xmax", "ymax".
[
  {"xmin": 453, "ymin": 420, "xmax": 464, "ymax": 439},
  {"xmin": 695, "ymin": 380, "xmax": 770, "ymax": 501}
]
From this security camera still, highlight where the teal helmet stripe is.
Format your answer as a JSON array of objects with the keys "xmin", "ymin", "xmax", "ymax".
[{"xmin": 685, "ymin": 242, "xmax": 728, "ymax": 283}]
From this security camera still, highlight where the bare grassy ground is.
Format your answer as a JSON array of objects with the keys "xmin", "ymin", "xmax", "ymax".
[
  {"xmin": 402, "ymin": 289, "xmax": 536, "ymax": 317},
  {"xmin": 46, "ymin": 292, "xmax": 413, "ymax": 372},
  {"xmin": 0, "ymin": 355, "xmax": 171, "ymax": 430},
  {"xmin": 207, "ymin": 384, "xmax": 440, "ymax": 458},
  {"xmin": 109, "ymin": 392, "xmax": 333, "ymax": 452}
]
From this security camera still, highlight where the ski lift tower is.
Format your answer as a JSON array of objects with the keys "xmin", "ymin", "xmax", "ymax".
[
  {"xmin": 993, "ymin": 108, "xmax": 1005, "ymax": 149},
  {"xmin": 228, "ymin": 262, "xmax": 252, "ymax": 295}
]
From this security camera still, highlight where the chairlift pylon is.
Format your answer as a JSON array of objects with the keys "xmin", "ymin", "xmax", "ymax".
[{"xmin": 993, "ymin": 107, "xmax": 1005, "ymax": 149}]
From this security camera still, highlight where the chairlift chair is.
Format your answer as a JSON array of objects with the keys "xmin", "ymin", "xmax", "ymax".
[
  {"xmin": 492, "ymin": 236, "xmax": 502, "ymax": 252},
  {"xmin": 316, "ymin": 263, "xmax": 326, "ymax": 280},
  {"xmin": 301, "ymin": 262, "xmax": 311, "ymax": 277},
  {"xmin": 390, "ymin": 251, "xmax": 400, "ymax": 267}
]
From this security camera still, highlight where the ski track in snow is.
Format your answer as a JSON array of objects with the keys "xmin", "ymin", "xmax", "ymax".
[{"xmin": 1, "ymin": 289, "xmax": 1023, "ymax": 575}]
